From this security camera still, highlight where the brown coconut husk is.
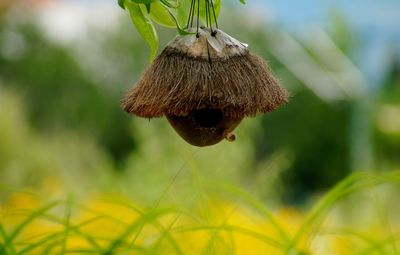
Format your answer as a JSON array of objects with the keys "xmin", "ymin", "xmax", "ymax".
[{"xmin": 122, "ymin": 28, "xmax": 289, "ymax": 119}]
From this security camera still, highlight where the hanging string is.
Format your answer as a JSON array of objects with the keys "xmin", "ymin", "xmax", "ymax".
[
  {"xmin": 205, "ymin": 0, "xmax": 209, "ymax": 28},
  {"xmin": 196, "ymin": 0, "xmax": 200, "ymax": 36},
  {"xmin": 205, "ymin": 0, "xmax": 214, "ymax": 35},
  {"xmin": 186, "ymin": 0, "xmax": 195, "ymax": 29},
  {"xmin": 185, "ymin": 0, "xmax": 219, "ymax": 37},
  {"xmin": 209, "ymin": 0, "xmax": 219, "ymax": 30}
]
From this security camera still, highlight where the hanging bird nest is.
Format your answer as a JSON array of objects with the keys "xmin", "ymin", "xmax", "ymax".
[
  {"xmin": 122, "ymin": 0, "xmax": 288, "ymax": 147},
  {"xmin": 122, "ymin": 28, "xmax": 289, "ymax": 119}
]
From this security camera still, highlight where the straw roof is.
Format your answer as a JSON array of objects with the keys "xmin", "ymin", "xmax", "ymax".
[{"xmin": 123, "ymin": 28, "xmax": 289, "ymax": 119}]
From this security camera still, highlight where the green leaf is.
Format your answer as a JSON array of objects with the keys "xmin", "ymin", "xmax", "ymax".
[
  {"xmin": 141, "ymin": 2, "xmax": 192, "ymax": 33},
  {"xmin": 175, "ymin": 0, "xmax": 192, "ymax": 28},
  {"xmin": 166, "ymin": 9, "xmax": 195, "ymax": 35},
  {"xmin": 119, "ymin": 0, "xmax": 159, "ymax": 10},
  {"xmin": 125, "ymin": 1, "xmax": 159, "ymax": 61},
  {"xmin": 148, "ymin": 2, "xmax": 176, "ymax": 28},
  {"xmin": 118, "ymin": 0, "xmax": 126, "ymax": 9},
  {"xmin": 160, "ymin": 0, "xmax": 178, "ymax": 8},
  {"xmin": 145, "ymin": 3, "xmax": 151, "ymax": 13},
  {"xmin": 239, "ymin": 0, "xmax": 246, "ymax": 4},
  {"xmin": 129, "ymin": 0, "xmax": 158, "ymax": 4}
]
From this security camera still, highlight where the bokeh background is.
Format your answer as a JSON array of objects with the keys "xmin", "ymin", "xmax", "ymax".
[{"xmin": 0, "ymin": 0, "xmax": 400, "ymax": 254}]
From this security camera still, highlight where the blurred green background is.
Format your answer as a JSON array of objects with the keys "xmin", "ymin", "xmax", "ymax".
[{"xmin": 0, "ymin": 0, "xmax": 399, "ymax": 207}]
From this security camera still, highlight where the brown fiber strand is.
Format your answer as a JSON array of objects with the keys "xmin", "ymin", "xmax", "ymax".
[{"xmin": 122, "ymin": 47, "xmax": 289, "ymax": 119}]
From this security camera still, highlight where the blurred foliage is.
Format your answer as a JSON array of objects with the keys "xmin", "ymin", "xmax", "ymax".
[
  {"xmin": 0, "ymin": 2, "xmax": 400, "ymax": 254},
  {"xmin": 0, "ymin": 89, "xmax": 114, "ymax": 198},
  {"xmin": 258, "ymin": 93, "xmax": 352, "ymax": 203},
  {"xmin": 0, "ymin": 15, "xmax": 134, "ymax": 166},
  {"xmin": 0, "ymin": 1, "xmax": 399, "ymax": 204},
  {"xmin": 1, "ymin": 171, "xmax": 399, "ymax": 255},
  {"xmin": 374, "ymin": 56, "xmax": 400, "ymax": 170}
]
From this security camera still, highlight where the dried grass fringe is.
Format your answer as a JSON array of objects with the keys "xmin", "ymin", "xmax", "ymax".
[{"xmin": 123, "ymin": 47, "xmax": 289, "ymax": 118}]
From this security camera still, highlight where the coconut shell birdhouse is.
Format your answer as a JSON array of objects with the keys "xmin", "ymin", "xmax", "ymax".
[{"xmin": 122, "ymin": 1, "xmax": 289, "ymax": 147}]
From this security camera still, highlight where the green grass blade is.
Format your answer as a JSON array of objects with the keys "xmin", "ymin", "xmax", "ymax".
[
  {"xmin": 0, "ymin": 224, "xmax": 10, "ymax": 253},
  {"xmin": 147, "ymin": 215, "xmax": 184, "ymax": 255},
  {"xmin": 60, "ymin": 198, "xmax": 72, "ymax": 255},
  {"xmin": 291, "ymin": 171, "xmax": 400, "ymax": 251},
  {"xmin": 321, "ymin": 228, "xmax": 387, "ymax": 255},
  {"xmin": 200, "ymin": 205, "xmax": 239, "ymax": 255},
  {"xmin": 359, "ymin": 233, "xmax": 400, "ymax": 255},
  {"xmin": 17, "ymin": 214, "xmax": 104, "ymax": 254},
  {"xmin": 17, "ymin": 232, "xmax": 63, "ymax": 255},
  {"xmin": 102, "ymin": 198, "xmax": 185, "ymax": 255},
  {"xmin": 0, "ymin": 244, "xmax": 6, "ymax": 255},
  {"xmin": 4, "ymin": 202, "xmax": 60, "ymax": 249},
  {"xmin": 210, "ymin": 181, "xmax": 290, "ymax": 245},
  {"xmin": 175, "ymin": 225, "xmax": 284, "ymax": 251},
  {"xmin": 76, "ymin": 204, "xmax": 129, "ymax": 226},
  {"xmin": 1, "ymin": 218, "xmax": 16, "ymax": 255},
  {"xmin": 44, "ymin": 215, "xmax": 104, "ymax": 252},
  {"xmin": 103, "ymin": 207, "xmax": 175, "ymax": 254}
]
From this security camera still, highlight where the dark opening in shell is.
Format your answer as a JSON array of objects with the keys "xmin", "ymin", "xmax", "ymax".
[
  {"xmin": 192, "ymin": 108, "xmax": 224, "ymax": 128},
  {"xmin": 167, "ymin": 108, "xmax": 243, "ymax": 147}
]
